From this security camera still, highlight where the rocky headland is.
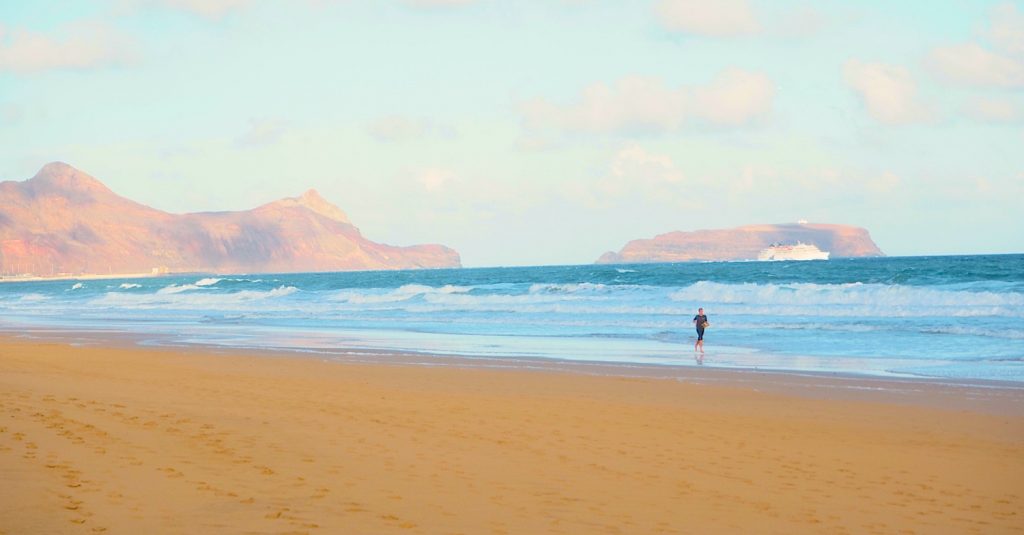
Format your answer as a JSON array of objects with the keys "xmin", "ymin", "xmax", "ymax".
[
  {"xmin": 0, "ymin": 162, "xmax": 460, "ymax": 276},
  {"xmin": 597, "ymin": 223, "xmax": 883, "ymax": 263}
]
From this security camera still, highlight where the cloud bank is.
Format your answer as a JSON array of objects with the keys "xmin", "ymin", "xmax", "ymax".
[
  {"xmin": 988, "ymin": 2, "xmax": 1024, "ymax": 57},
  {"xmin": 965, "ymin": 97, "xmax": 1024, "ymax": 123},
  {"xmin": 521, "ymin": 69, "xmax": 774, "ymax": 135},
  {"xmin": 132, "ymin": 0, "xmax": 255, "ymax": 20},
  {"xmin": 655, "ymin": 0, "xmax": 760, "ymax": 37},
  {"xmin": 927, "ymin": 3, "xmax": 1024, "ymax": 89},
  {"xmin": 844, "ymin": 60, "xmax": 930, "ymax": 124},
  {"xmin": 0, "ymin": 22, "xmax": 137, "ymax": 73},
  {"xmin": 929, "ymin": 43, "xmax": 1024, "ymax": 88}
]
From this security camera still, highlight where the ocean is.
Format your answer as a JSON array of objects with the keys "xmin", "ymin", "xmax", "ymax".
[{"xmin": 2, "ymin": 254, "xmax": 1022, "ymax": 383}]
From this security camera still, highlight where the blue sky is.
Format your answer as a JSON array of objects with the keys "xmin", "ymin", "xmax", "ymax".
[{"xmin": 1, "ymin": 0, "xmax": 1022, "ymax": 266}]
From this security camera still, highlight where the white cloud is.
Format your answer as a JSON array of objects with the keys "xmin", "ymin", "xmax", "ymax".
[
  {"xmin": 776, "ymin": 6, "xmax": 828, "ymax": 38},
  {"xmin": 692, "ymin": 69, "xmax": 774, "ymax": 126},
  {"xmin": 568, "ymin": 146, "xmax": 691, "ymax": 209},
  {"xmin": 521, "ymin": 69, "xmax": 774, "ymax": 135},
  {"xmin": 928, "ymin": 42, "xmax": 1024, "ymax": 88},
  {"xmin": 656, "ymin": 1, "xmax": 836, "ymax": 39},
  {"xmin": 131, "ymin": 0, "xmax": 255, "ymax": 19},
  {"xmin": 522, "ymin": 76, "xmax": 686, "ymax": 134},
  {"xmin": 989, "ymin": 2, "xmax": 1024, "ymax": 57},
  {"xmin": 0, "ymin": 22, "xmax": 137, "ymax": 74},
  {"xmin": 844, "ymin": 60, "xmax": 930, "ymax": 124},
  {"xmin": 926, "ymin": 4, "xmax": 1024, "ymax": 90},
  {"xmin": 965, "ymin": 96, "xmax": 1024, "ymax": 123},
  {"xmin": 655, "ymin": 0, "xmax": 759, "ymax": 37}
]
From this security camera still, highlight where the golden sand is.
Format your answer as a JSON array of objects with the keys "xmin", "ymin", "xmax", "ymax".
[{"xmin": 1, "ymin": 338, "xmax": 1022, "ymax": 534}]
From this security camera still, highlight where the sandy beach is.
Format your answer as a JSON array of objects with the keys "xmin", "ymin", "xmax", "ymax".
[{"xmin": 1, "ymin": 337, "xmax": 1022, "ymax": 534}]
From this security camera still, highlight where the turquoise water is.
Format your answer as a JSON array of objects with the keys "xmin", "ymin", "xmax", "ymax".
[{"xmin": 1, "ymin": 255, "xmax": 1022, "ymax": 382}]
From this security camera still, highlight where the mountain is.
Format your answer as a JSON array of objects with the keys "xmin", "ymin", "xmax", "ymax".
[
  {"xmin": 596, "ymin": 223, "xmax": 883, "ymax": 263},
  {"xmin": 0, "ymin": 162, "xmax": 460, "ymax": 276}
]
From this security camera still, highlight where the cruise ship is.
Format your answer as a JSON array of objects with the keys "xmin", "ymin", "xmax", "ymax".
[{"xmin": 757, "ymin": 242, "xmax": 830, "ymax": 261}]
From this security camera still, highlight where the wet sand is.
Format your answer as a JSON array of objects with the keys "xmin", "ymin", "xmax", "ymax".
[{"xmin": 1, "ymin": 337, "xmax": 1022, "ymax": 534}]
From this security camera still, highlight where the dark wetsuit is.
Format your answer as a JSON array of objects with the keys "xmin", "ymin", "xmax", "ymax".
[{"xmin": 694, "ymin": 314, "xmax": 708, "ymax": 340}]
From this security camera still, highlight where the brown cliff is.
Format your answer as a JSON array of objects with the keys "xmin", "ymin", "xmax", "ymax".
[
  {"xmin": 597, "ymin": 223, "xmax": 883, "ymax": 263},
  {"xmin": 0, "ymin": 162, "xmax": 460, "ymax": 275}
]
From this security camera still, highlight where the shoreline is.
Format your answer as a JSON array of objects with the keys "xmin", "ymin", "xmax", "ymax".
[
  {"xmin": 4, "ymin": 323, "xmax": 1023, "ymax": 404},
  {"xmin": 2, "ymin": 255, "xmax": 1020, "ymax": 386},
  {"xmin": 2, "ymin": 336, "xmax": 1022, "ymax": 533},
  {"xmin": 0, "ymin": 272, "xmax": 173, "ymax": 284},
  {"xmin": 169, "ymin": 340, "xmax": 1024, "ymax": 415}
]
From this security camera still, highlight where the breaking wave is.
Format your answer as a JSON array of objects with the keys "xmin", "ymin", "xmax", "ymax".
[
  {"xmin": 528, "ymin": 282, "xmax": 610, "ymax": 294},
  {"xmin": 92, "ymin": 285, "xmax": 299, "ymax": 309},
  {"xmin": 332, "ymin": 284, "xmax": 471, "ymax": 304},
  {"xmin": 1, "ymin": 254, "xmax": 1021, "ymax": 382},
  {"xmin": 668, "ymin": 281, "xmax": 1024, "ymax": 317},
  {"xmin": 157, "ymin": 284, "xmax": 202, "ymax": 294}
]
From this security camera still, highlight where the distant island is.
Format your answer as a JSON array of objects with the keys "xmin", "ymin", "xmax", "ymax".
[
  {"xmin": 596, "ymin": 223, "xmax": 884, "ymax": 263},
  {"xmin": 0, "ymin": 162, "xmax": 461, "ymax": 278}
]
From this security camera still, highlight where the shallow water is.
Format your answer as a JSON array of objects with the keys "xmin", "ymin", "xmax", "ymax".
[{"xmin": 1, "ymin": 255, "xmax": 1022, "ymax": 382}]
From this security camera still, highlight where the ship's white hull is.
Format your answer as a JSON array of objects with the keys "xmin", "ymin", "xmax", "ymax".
[{"xmin": 757, "ymin": 243, "xmax": 830, "ymax": 261}]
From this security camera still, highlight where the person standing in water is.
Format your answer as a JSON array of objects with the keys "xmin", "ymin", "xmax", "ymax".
[{"xmin": 693, "ymin": 307, "xmax": 709, "ymax": 353}]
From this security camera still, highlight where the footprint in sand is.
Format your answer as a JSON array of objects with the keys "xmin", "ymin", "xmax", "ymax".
[
  {"xmin": 158, "ymin": 467, "xmax": 185, "ymax": 478},
  {"xmin": 264, "ymin": 507, "xmax": 290, "ymax": 519},
  {"xmin": 344, "ymin": 502, "xmax": 367, "ymax": 513}
]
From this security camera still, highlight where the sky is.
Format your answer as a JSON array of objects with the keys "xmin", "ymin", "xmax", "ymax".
[{"xmin": 1, "ymin": 0, "xmax": 1022, "ymax": 267}]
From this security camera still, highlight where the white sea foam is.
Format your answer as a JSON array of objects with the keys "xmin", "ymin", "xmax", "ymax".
[
  {"xmin": 329, "ymin": 285, "xmax": 616, "ymax": 310},
  {"xmin": 918, "ymin": 326, "xmax": 1024, "ymax": 340},
  {"xmin": 157, "ymin": 284, "xmax": 202, "ymax": 294},
  {"xmin": 1, "ymin": 257, "xmax": 1020, "ymax": 382},
  {"xmin": 50, "ymin": 280, "xmax": 1022, "ymax": 321},
  {"xmin": 312, "ymin": 280, "xmax": 1024, "ymax": 318},
  {"xmin": 332, "ymin": 284, "xmax": 471, "ymax": 304},
  {"xmin": 722, "ymin": 321, "xmax": 1024, "ymax": 339},
  {"xmin": 3, "ymin": 268, "xmax": 1022, "ymax": 382},
  {"xmin": 529, "ymin": 283, "xmax": 608, "ymax": 294},
  {"xmin": 92, "ymin": 285, "xmax": 299, "ymax": 309},
  {"xmin": 236, "ymin": 285, "xmax": 298, "ymax": 300},
  {"xmin": 668, "ymin": 281, "xmax": 1024, "ymax": 317},
  {"xmin": 70, "ymin": 282, "xmax": 83, "ymax": 290}
]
